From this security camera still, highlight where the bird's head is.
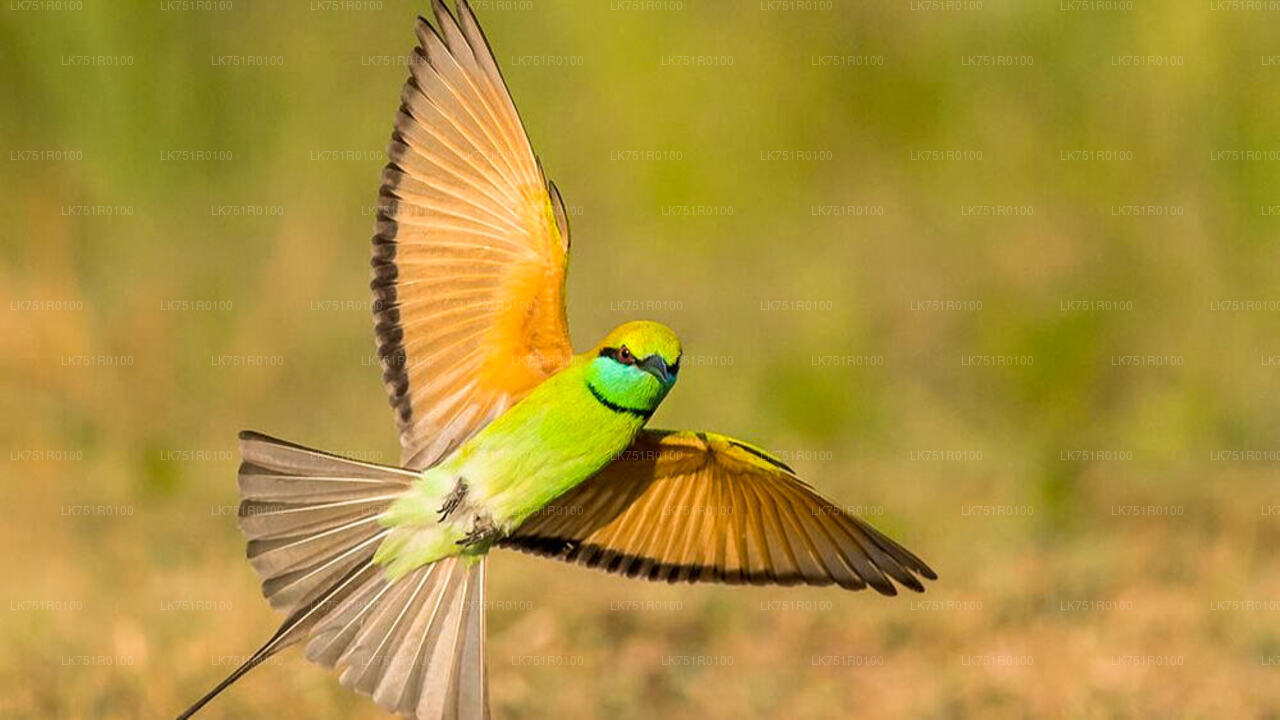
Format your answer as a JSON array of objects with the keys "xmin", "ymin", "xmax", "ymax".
[{"xmin": 585, "ymin": 320, "xmax": 683, "ymax": 414}]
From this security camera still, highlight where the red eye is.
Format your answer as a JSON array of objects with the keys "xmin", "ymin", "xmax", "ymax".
[{"xmin": 618, "ymin": 345, "xmax": 634, "ymax": 364}]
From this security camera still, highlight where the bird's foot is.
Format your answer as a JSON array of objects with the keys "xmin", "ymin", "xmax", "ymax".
[
  {"xmin": 438, "ymin": 478, "xmax": 468, "ymax": 521},
  {"xmin": 456, "ymin": 515, "xmax": 499, "ymax": 547}
]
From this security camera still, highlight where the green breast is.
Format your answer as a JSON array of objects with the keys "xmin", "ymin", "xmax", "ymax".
[{"xmin": 459, "ymin": 361, "xmax": 650, "ymax": 527}]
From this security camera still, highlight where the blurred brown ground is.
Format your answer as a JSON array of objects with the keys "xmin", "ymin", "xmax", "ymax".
[{"xmin": 3, "ymin": 1, "xmax": 1280, "ymax": 718}]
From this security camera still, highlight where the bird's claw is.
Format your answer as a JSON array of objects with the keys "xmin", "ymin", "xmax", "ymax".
[
  {"xmin": 456, "ymin": 516, "xmax": 498, "ymax": 547},
  {"xmin": 438, "ymin": 478, "xmax": 468, "ymax": 521}
]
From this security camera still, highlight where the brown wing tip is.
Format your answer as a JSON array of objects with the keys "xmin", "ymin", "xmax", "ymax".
[
  {"xmin": 431, "ymin": 0, "xmax": 456, "ymax": 26},
  {"xmin": 498, "ymin": 537, "xmax": 937, "ymax": 594},
  {"xmin": 872, "ymin": 581, "xmax": 899, "ymax": 597}
]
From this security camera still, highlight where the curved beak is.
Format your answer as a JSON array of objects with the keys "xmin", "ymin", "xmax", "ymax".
[{"xmin": 638, "ymin": 354, "xmax": 673, "ymax": 384}]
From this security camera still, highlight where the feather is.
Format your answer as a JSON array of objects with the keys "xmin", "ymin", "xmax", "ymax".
[
  {"xmin": 373, "ymin": 0, "xmax": 574, "ymax": 472},
  {"xmin": 501, "ymin": 430, "xmax": 936, "ymax": 595},
  {"xmin": 176, "ymin": 432, "xmax": 490, "ymax": 720}
]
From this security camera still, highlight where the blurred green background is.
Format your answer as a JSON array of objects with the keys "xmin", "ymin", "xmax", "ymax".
[{"xmin": 4, "ymin": 1, "xmax": 1280, "ymax": 718}]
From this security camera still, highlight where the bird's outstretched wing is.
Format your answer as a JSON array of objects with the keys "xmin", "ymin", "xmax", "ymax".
[
  {"xmin": 372, "ymin": 0, "xmax": 574, "ymax": 471},
  {"xmin": 500, "ymin": 430, "xmax": 937, "ymax": 595}
]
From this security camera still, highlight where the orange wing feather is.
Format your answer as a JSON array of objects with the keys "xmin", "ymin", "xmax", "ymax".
[
  {"xmin": 501, "ymin": 430, "xmax": 937, "ymax": 595},
  {"xmin": 372, "ymin": 0, "xmax": 573, "ymax": 470}
]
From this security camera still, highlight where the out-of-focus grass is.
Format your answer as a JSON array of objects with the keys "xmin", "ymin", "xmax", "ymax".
[{"xmin": 4, "ymin": 2, "xmax": 1280, "ymax": 718}]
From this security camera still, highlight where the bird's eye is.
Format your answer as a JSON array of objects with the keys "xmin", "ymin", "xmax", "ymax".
[{"xmin": 618, "ymin": 345, "xmax": 634, "ymax": 364}]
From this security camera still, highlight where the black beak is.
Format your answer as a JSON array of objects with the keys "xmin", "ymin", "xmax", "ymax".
[{"xmin": 638, "ymin": 354, "xmax": 673, "ymax": 384}]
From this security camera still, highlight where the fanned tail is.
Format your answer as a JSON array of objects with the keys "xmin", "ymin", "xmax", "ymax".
[
  {"xmin": 309, "ymin": 555, "xmax": 489, "ymax": 719},
  {"xmin": 176, "ymin": 431, "xmax": 489, "ymax": 720}
]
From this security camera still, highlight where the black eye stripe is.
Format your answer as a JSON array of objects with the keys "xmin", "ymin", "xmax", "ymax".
[{"xmin": 599, "ymin": 347, "xmax": 680, "ymax": 373}]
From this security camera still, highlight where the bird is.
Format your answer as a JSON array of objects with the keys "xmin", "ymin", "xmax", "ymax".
[{"xmin": 176, "ymin": 1, "xmax": 936, "ymax": 719}]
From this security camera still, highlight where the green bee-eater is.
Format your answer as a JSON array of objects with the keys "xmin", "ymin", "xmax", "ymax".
[{"xmin": 177, "ymin": 1, "xmax": 935, "ymax": 718}]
